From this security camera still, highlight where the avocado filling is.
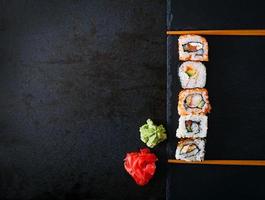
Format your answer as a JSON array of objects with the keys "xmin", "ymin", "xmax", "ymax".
[{"xmin": 185, "ymin": 66, "xmax": 197, "ymax": 77}]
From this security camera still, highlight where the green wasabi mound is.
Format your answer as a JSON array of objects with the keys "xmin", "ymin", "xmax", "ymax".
[{"xmin": 139, "ymin": 119, "xmax": 167, "ymax": 148}]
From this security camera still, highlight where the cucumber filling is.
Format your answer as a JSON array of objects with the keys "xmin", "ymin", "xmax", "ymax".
[{"xmin": 197, "ymin": 100, "xmax": 205, "ymax": 108}]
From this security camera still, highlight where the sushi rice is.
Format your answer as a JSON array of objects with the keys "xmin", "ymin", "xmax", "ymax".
[
  {"xmin": 179, "ymin": 61, "xmax": 206, "ymax": 88},
  {"xmin": 175, "ymin": 138, "xmax": 206, "ymax": 161},
  {"xmin": 178, "ymin": 35, "xmax": 208, "ymax": 61},
  {"xmin": 176, "ymin": 115, "xmax": 208, "ymax": 138},
  {"xmin": 178, "ymin": 88, "xmax": 211, "ymax": 115}
]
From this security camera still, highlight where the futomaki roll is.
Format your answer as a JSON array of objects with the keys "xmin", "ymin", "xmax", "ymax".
[
  {"xmin": 176, "ymin": 115, "xmax": 208, "ymax": 138},
  {"xmin": 175, "ymin": 138, "xmax": 205, "ymax": 161},
  {"xmin": 178, "ymin": 88, "xmax": 211, "ymax": 115},
  {"xmin": 178, "ymin": 35, "xmax": 208, "ymax": 61},
  {"xmin": 179, "ymin": 61, "xmax": 206, "ymax": 88}
]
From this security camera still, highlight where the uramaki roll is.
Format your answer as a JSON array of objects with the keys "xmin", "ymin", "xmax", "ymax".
[
  {"xmin": 178, "ymin": 88, "xmax": 211, "ymax": 115},
  {"xmin": 178, "ymin": 35, "xmax": 208, "ymax": 61},
  {"xmin": 176, "ymin": 115, "xmax": 208, "ymax": 138},
  {"xmin": 175, "ymin": 138, "xmax": 205, "ymax": 161},
  {"xmin": 179, "ymin": 61, "xmax": 206, "ymax": 89}
]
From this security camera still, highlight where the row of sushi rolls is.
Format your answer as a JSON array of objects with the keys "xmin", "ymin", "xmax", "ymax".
[{"xmin": 175, "ymin": 35, "xmax": 211, "ymax": 162}]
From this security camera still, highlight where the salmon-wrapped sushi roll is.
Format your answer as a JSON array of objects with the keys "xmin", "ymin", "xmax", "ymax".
[
  {"xmin": 178, "ymin": 35, "xmax": 208, "ymax": 61},
  {"xmin": 178, "ymin": 88, "xmax": 211, "ymax": 115}
]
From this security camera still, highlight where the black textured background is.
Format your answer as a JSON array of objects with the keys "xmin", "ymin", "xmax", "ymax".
[
  {"xmin": 0, "ymin": 1, "xmax": 166, "ymax": 200},
  {"xmin": 167, "ymin": 0, "xmax": 265, "ymax": 199}
]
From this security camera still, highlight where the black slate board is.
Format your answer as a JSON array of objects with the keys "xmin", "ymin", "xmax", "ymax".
[
  {"xmin": 167, "ymin": 0, "xmax": 265, "ymax": 30},
  {"xmin": 167, "ymin": 0, "xmax": 265, "ymax": 199}
]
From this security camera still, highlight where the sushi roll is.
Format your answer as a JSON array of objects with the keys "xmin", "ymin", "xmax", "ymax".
[
  {"xmin": 178, "ymin": 35, "xmax": 208, "ymax": 61},
  {"xmin": 175, "ymin": 138, "xmax": 205, "ymax": 161},
  {"xmin": 178, "ymin": 88, "xmax": 211, "ymax": 115},
  {"xmin": 179, "ymin": 61, "xmax": 206, "ymax": 88},
  {"xmin": 176, "ymin": 115, "xmax": 208, "ymax": 138}
]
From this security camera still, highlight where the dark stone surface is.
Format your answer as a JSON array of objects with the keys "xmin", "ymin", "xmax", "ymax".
[{"xmin": 0, "ymin": 1, "xmax": 166, "ymax": 199}]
